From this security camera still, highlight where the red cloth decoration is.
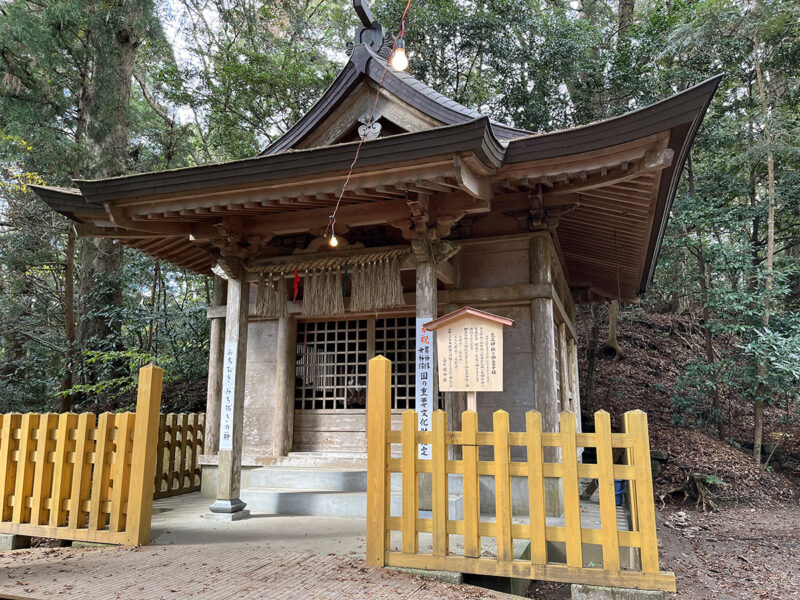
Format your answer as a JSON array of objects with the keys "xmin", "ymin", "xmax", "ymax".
[{"xmin": 293, "ymin": 264, "xmax": 299, "ymax": 301}]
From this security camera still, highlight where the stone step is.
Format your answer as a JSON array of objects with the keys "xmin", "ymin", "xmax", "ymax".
[
  {"xmin": 245, "ymin": 467, "xmax": 367, "ymax": 492},
  {"xmin": 240, "ymin": 487, "xmax": 367, "ymax": 518},
  {"xmin": 273, "ymin": 452, "xmax": 367, "ymax": 469}
]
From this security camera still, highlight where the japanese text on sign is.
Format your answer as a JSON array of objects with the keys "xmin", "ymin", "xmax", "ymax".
[
  {"xmin": 219, "ymin": 341, "xmax": 237, "ymax": 450},
  {"xmin": 415, "ymin": 317, "xmax": 434, "ymax": 459},
  {"xmin": 437, "ymin": 317, "xmax": 503, "ymax": 392}
]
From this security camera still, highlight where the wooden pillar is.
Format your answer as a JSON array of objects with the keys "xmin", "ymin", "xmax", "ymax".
[
  {"xmin": 414, "ymin": 239, "xmax": 437, "ymax": 510},
  {"xmin": 273, "ymin": 315, "xmax": 297, "ymax": 457},
  {"xmin": 209, "ymin": 261, "xmax": 249, "ymax": 517},
  {"xmin": 204, "ymin": 275, "xmax": 227, "ymax": 456},
  {"xmin": 558, "ymin": 322, "xmax": 570, "ymax": 412},
  {"xmin": 415, "ymin": 241, "xmax": 439, "ymax": 402},
  {"xmin": 444, "ymin": 303, "xmax": 466, "ymax": 460},
  {"xmin": 569, "ymin": 337, "xmax": 581, "ymax": 430},
  {"xmin": 529, "ymin": 233, "xmax": 562, "ymax": 516}
]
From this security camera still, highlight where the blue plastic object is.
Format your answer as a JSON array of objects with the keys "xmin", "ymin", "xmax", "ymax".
[{"xmin": 614, "ymin": 480, "xmax": 627, "ymax": 506}]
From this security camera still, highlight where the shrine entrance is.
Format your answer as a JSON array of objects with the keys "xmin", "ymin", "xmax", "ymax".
[{"xmin": 292, "ymin": 315, "xmax": 419, "ymax": 454}]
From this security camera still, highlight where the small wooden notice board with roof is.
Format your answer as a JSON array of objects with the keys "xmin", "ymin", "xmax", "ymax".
[{"xmin": 424, "ymin": 308, "xmax": 514, "ymax": 411}]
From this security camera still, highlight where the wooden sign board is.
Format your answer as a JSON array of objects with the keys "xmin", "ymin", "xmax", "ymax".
[{"xmin": 424, "ymin": 308, "xmax": 514, "ymax": 393}]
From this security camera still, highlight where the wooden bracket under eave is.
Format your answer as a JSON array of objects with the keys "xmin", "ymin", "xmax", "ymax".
[{"xmin": 454, "ymin": 155, "xmax": 493, "ymax": 201}]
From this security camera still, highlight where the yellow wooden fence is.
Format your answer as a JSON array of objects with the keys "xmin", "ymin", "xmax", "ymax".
[
  {"xmin": 154, "ymin": 412, "xmax": 204, "ymax": 499},
  {"xmin": 366, "ymin": 356, "xmax": 676, "ymax": 592},
  {"xmin": 0, "ymin": 364, "xmax": 162, "ymax": 546}
]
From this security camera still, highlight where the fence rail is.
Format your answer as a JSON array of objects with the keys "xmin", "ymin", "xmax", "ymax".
[
  {"xmin": 366, "ymin": 356, "xmax": 676, "ymax": 593},
  {"xmin": 0, "ymin": 365, "xmax": 162, "ymax": 546},
  {"xmin": 154, "ymin": 413, "xmax": 204, "ymax": 499}
]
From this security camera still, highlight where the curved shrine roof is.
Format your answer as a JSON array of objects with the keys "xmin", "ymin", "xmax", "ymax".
[{"xmin": 30, "ymin": 44, "xmax": 721, "ymax": 301}]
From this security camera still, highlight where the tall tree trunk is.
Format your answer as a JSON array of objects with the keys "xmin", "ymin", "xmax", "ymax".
[
  {"xmin": 584, "ymin": 303, "xmax": 601, "ymax": 414},
  {"xmin": 78, "ymin": 1, "xmax": 147, "ymax": 382},
  {"xmin": 60, "ymin": 55, "xmax": 89, "ymax": 412},
  {"xmin": 686, "ymin": 154, "xmax": 724, "ymax": 437},
  {"xmin": 59, "ymin": 225, "xmax": 76, "ymax": 412},
  {"xmin": 144, "ymin": 261, "xmax": 160, "ymax": 353},
  {"xmin": 602, "ymin": 301, "xmax": 625, "ymax": 361},
  {"xmin": 752, "ymin": 41, "xmax": 775, "ymax": 466},
  {"xmin": 618, "ymin": 0, "xmax": 635, "ymax": 34}
]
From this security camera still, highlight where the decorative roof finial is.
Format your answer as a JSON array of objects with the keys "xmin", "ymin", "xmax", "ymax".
[{"xmin": 347, "ymin": 0, "xmax": 394, "ymax": 59}]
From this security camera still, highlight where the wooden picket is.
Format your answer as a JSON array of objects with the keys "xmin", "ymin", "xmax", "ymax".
[
  {"xmin": 366, "ymin": 356, "xmax": 676, "ymax": 593},
  {"xmin": 0, "ymin": 364, "xmax": 163, "ymax": 546},
  {"xmin": 153, "ymin": 412, "xmax": 205, "ymax": 499}
]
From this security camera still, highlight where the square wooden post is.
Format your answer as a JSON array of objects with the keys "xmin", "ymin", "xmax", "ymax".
[
  {"xmin": 126, "ymin": 364, "xmax": 163, "ymax": 546},
  {"xmin": 273, "ymin": 315, "xmax": 297, "ymax": 457},
  {"xmin": 204, "ymin": 275, "xmax": 227, "ymax": 456},
  {"xmin": 209, "ymin": 261, "xmax": 250, "ymax": 518},
  {"xmin": 413, "ymin": 239, "xmax": 438, "ymax": 510},
  {"xmin": 529, "ymin": 232, "xmax": 563, "ymax": 517},
  {"xmin": 366, "ymin": 355, "xmax": 391, "ymax": 566}
]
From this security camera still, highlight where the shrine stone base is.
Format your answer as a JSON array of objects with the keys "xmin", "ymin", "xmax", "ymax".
[
  {"xmin": 572, "ymin": 585, "xmax": 665, "ymax": 600},
  {"xmin": 206, "ymin": 509, "xmax": 251, "ymax": 522}
]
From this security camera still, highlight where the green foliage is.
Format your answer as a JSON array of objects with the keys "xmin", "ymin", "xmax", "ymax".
[{"xmin": 0, "ymin": 0, "xmax": 799, "ymax": 438}]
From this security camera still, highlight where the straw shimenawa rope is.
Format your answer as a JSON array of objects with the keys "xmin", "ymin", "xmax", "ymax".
[
  {"xmin": 251, "ymin": 247, "xmax": 410, "ymax": 316},
  {"xmin": 255, "ymin": 274, "xmax": 289, "ymax": 318}
]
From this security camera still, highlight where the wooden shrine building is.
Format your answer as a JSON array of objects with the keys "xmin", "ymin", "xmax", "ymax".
[{"xmin": 33, "ymin": 8, "xmax": 719, "ymax": 516}]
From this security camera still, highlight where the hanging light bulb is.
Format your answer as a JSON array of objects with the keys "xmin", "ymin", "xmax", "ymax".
[
  {"xmin": 329, "ymin": 234, "xmax": 339, "ymax": 248},
  {"xmin": 390, "ymin": 38, "xmax": 408, "ymax": 71}
]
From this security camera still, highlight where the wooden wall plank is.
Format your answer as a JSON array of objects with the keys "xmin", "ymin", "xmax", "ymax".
[
  {"xmin": 525, "ymin": 410, "xmax": 547, "ymax": 564},
  {"xmin": 88, "ymin": 413, "xmax": 113, "ymax": 531},
  {"xmin": 493, "ymin": 410, "xmax": 513, "ymax": 562},
  {"xmin": 431, "ymin": 410, "xmax": 448, "ymax": 557},
  {"xmin": 401, "ymin": 410, "xmax": 418, "ymax": 554},
  {"xmin": 595, "ymin": 411, "xmax": 620, "ymax": 571},
  {"xmin": 624, "ymin": 410, "xmax": 660, "ymax": 573},
  {"xmin": 68, "ymin": 413, "xmax": 95, "ymax": 530},
  {"xmin": 13, "ymin": 414, "xmax": 39, "ymax": 523},
  {"xmin": 560, "ymin": 412, "xmax": 582, "ymax": 568},
  {"xmin": 31, "ymin": 414, "xmax": 58, "ymax": 525},
  {"xmin": 461, "ymin": 410, "xmax": 480, "ymax": 558},
  {"xmin": 109, "ymin": 413, "xmax": 135, "ymax": 533},
  {"xmin": 0, "ymin": 414, "xmax": 21, "ymax": 521},
  {"xmin": 366, "ymin": 356, "xmax": 391, "ymax": 567}
]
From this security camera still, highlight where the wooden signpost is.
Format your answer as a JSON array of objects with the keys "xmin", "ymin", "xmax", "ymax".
[{"xmin": 424, "ymin": 307, "xmax": 514, "ymax": 412}]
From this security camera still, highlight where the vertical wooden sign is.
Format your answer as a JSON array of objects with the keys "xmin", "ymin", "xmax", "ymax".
[
  {"xmin": 219, "ymin": 341, "xmax": 237, "ymax": 450},
  {"xmin": 415, "ymin": 317, "xmax": 434, "ymax": 458}
]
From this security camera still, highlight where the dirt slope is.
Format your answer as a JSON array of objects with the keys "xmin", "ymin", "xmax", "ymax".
[{"xmin": 576, "ymin": 307, "xmax": 798, "ymax": 507}]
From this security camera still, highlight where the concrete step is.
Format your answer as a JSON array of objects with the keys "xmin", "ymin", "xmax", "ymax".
[
  {"xmin": 273, "ymin": 452, "xmax": 367, "ymax": 468},
  {"xmin": 246, "ymin": 467, "xmax": 367, "ymax": 492},
  {"xmin": 240, "ymin": 487, "xmax": 367, "ymax": 518}
]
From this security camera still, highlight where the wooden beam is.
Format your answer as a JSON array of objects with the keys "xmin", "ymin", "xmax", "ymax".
[
  {"xmin": 544, "ymin": 160, "xmax": 661, "ymax": 197},
  {"xmin": 435, "ymin": 260, "xmax": 457, "ymax": 285},
  {"xmin": 454, "ymin": 155, "xmax": 493, "ymax": 200}
]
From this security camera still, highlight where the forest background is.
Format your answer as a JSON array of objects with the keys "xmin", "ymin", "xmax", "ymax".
[{"xmin": 0, "ymin": 0, "xmax": 798, "ymax": 468}]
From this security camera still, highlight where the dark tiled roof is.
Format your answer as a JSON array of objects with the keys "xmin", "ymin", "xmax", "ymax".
[{"xmin": 261, "ymin": 45, "xmax": 529, "ymax": 156}]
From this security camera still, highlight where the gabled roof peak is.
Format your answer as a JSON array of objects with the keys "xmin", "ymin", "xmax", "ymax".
[{"xmin": 261, "ymin": 44, "xmax": 529, "ymax": 157}]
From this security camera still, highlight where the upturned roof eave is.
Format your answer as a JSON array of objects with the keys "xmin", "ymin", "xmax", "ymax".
[{"xmin": 41, "ymin": 117, "xmax": 504, "ymax": 207}]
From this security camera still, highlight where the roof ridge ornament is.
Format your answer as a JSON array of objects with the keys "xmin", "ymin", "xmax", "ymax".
[{"xmin": 346, "ymin": 0, "xmax": 395, "ymax": 59}]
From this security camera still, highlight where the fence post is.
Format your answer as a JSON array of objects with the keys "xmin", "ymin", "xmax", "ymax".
[
  {"xmin": 366, "ymin": 355, "xmax": 391, "ymax": 567},
  {"xmin": 623, "ymin": 410, "xmax": 659, "ymax": 573},
  {"xmin": 126, "ymin": 364, "xmax": 163, "ymax": 546}
]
